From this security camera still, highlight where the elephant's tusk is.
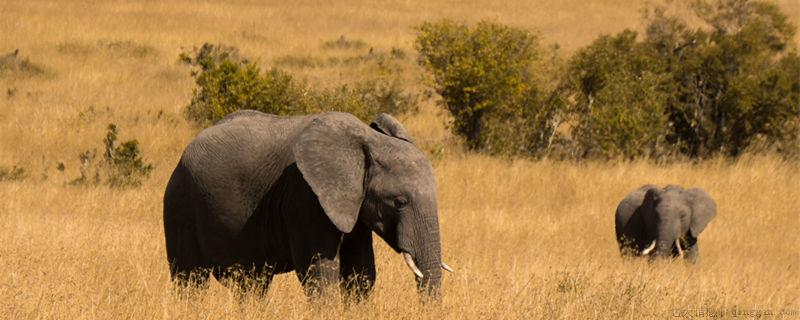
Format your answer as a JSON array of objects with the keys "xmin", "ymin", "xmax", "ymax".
[
  {"xmin": 441, "ymin": 262, "xmax": 454, "ymax": 273},
  {"xmin": 641, "ymin": 240, "xmax": 657, "ymax": 255},
  {"xmin": 403, "ymin": 252, "xmax": 424, "ymax": 278},
  {"xmin": 675, "ymin": 238, "xmax": 684, "ymax": 258}
]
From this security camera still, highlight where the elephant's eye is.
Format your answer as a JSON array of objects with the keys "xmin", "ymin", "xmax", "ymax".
[{"xmin": 393, "ymin": 197, "xmax": 408, "ymax": 209}]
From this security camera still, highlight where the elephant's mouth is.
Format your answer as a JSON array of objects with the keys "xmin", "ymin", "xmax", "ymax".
[
  {"xmin": 402, "ymin": 251, "xmax": 453, "ymax": 279},
  {"xmin": 641, "ymin": 237, "xmax": 688, "ymax": 257}
]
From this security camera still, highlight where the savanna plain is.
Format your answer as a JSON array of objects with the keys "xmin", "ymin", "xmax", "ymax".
[{"xmin": 1, "ymin": 0, "xmax": 799, "ymax": 319}]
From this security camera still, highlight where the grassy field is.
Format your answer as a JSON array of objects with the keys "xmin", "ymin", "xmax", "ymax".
[{"xmin": 1, "ymin": 0, "xmax": 799, "ymax": 318}]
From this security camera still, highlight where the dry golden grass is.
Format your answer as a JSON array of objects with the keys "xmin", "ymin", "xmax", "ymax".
[{"xmin": 1, "ymin": 0, "xmax": 799, "ymax": 319}]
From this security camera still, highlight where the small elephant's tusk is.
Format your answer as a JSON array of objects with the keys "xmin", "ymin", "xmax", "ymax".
[
  {"xmin": 641, "ymin": 240, "xmax": 657, "ymax": 255},
  {"xmin": 675, "ymin": 238, "xmax": 684, "ymax": 258},
  {"xmin": 403, "ymin": 252, "xmax": 424, "ymax": 278},
  {"xmin": 441, "ymin": 262, "xmax": 454, "ymax": 273}
]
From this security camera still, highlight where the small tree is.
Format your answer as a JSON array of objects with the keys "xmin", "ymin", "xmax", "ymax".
[
  {"xmin": 560, "ymin": 0, "xmax": 799, "ymax": 159},
  {"xmin": 663, "ymin": 0, "xmax": 800, "ymax": 157},
  {"xmin": 415, "ymin": 20, "xmax": 543, "ymax": 151},
  {"xmin": 563, "ymin": 30, "xmax": 671, "ymax": 158}
]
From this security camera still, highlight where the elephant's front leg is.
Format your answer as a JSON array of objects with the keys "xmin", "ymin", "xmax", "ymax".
[
  {"xmin": 298, "ymin": 252, "xmax": 340, "ymax": 298},
  {"xmin": 339, "ymin": 221, "xmax": 376, "ymax": 301},
  {"xmin": 284, "ymin": 207, "xmax": 344, "ymax": 298},
  {"xmin": 682, "ymin": 234, "xmax": 700, "ymax": 264},
  {"xmin": 288, "ymin": 225, "xmax": 342, "ymax": 298}
]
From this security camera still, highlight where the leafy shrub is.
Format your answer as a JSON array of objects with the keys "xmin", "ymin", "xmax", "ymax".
[
  {"xmin": 103, "ymin": 124, "xmax": 154, "ymax": 188},
  {"xmin": 562, "ymin": 30, "xmax": 671, "ymax": 159},
  {"xmin": 559, "ymin": 0, "xmax": 799, "ymax": 159},
  {"xmin": 305, "ymin": 79, "xmax": 418, "ymax": 122},
  {"xmin": 180, "ymin": 44, "xmax": 306, "ymax": 124},
  {"xmin": 415, "ymin": 20, "xmax": 561, "ymax": 155},
  {"xmin": 180, "ymin": 43, "xmax": 416, "ymax": 125},
  {"xmin": 69, "ymin": 124, "xmax": 153, "ymax": 188},
  {"xmin": 661, "ymin": 0, "xmax": 800, "ymax": 158}
]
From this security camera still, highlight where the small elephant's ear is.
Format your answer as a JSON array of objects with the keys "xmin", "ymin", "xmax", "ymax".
[
  {"xmin": 369, "ymin": 113, "xmax": 413, "ymax": 143},
  {"xmin": 294, "ymin": 113, "xmax": 370, "ymax": 233},
  {"xmin": 687, "ymin": 188, "xmax": 717, "ymax": 237}
]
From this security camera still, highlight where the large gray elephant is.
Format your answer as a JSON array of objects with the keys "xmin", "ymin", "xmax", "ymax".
[
  {"xmin": 615, "ymin": 184, "xmax": 716, "ymax": 263},
  {"xmin": 163, "ymin": 110, "xmax": 451, "ymax": 298}
]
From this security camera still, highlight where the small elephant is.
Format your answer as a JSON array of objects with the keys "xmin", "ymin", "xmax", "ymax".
[
  {"xmin": 163, "ymin": 111, "xmax": 451, "ymax": 299},
  {"xmin": 615, "ymin": 184, "xmax": 716, "ymax": 263}
]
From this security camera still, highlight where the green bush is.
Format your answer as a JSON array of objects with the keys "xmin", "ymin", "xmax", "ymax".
[
  {"xmin": 559, "ymin": 0, "xmax": 799, "ymax": 159},
  {"xmin": 180, "ymin": 44, "xmax": 305, "ymax": 124},
  {"xmin": 180, "ymin": 43, "xmax": 416, "ymax": 125},
  {"xmin": 662, "ymin": 0, "xmax": 800, "ymax": 158},
  {"xmin": 563, "ymin": 30, "xmax": 671, "ymax": 159},
  {"xmin": 103, "ymin": 124, "xmax": 154, "ymax": 188},
  {"xmin": 69, "ymin": 124, "xmax": 153, "ymax": 188},
  {"xmin": 415, "ymin": 20, "xmax": 557, "ymax": 153}
]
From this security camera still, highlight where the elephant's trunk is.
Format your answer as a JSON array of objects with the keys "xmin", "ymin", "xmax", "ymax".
[
  {"xmin": 413, "ymin": 213, "xmax": 442, "ymax": 296},
  {"xmin": 398, "ymin": 202, "xmax": 442, "ymax": 296},
  {"xmin": 654, "ymin": 220, "xmax": 681, "ymax": 259}
]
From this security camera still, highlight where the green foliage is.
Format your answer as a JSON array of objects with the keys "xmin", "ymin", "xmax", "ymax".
[
  {"xmin": 103, "ymin": 124, "xmax": 154, "ymax": 188},
  {"xmin": 69, "ymin": 124, "xmax": 153, "ymax": 188},
  {"xmin": 180, "ymin": 44, "xmax": 305, "ymax": 124},
  {"xmin": 661, "ymin": 0, "xmax": 800, "ymax": 158},
  {"xmin": 563, "ymin": 30, "xmax": 671, "ymax": 159},
  {"xmin": 415, "ymin": 20, "xmax": 554, "ymax": 152},
  {"xmin": 559, "ymin": 0, "xmax": 799, "ymax": 159},
  {"xmin": 0, "ymin": 165, "xmax": 27, "ymax": 182},
  {"xmin": 180, "ymin": 43, "xmax": 416, "ymax": 125},
  {"xmin": 305, "ymin": 79, "xmax": 418, "ymax": 122}
]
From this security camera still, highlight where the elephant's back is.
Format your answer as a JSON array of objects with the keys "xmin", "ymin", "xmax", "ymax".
[
  {"xmin": 177, "ymin": 113, "xmax": 317, "ymax": 229},
  {"xmin": 182, "ymin": 113, "xmax": 314, "ymax": 169}
]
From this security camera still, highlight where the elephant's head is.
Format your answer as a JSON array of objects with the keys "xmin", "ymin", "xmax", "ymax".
[
  {"xmin": 293, "ymin": 112, "xmax": 449, "ymax": 295},
  {"xmin": 641, "ymin": 185, "xmax": 716, "ymax": 261}
]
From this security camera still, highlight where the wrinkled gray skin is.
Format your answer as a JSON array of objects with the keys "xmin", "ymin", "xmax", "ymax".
[
  {"xmin": 163, "ymin": 111, "xmax": 443, "ymax": 299},
  {"xmin": 615, "ymin": 184, "xmax": 716, "ymax": 263}
]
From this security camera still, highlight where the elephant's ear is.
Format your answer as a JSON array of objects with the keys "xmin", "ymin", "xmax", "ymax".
[
  {"xmin": 642, "ymin": 187, "xmax": 662, "ymax": 208},
  {"xmin": 294, "ymin": 113, "xmax": 369, "ymax": 233},
  {"xmin": 687, "ymin": 188, "xmax": 717, "ymax": 237},
  {"xmin": 369, "ymin": 113, "xmax": 413, "ymax": 143}
]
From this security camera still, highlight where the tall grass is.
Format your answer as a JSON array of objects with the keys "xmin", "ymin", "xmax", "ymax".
[
  {"xmin": 2, "ymin": 152, "xmax": 797, "ymax": 319},
  {"xmin": 1, "ymin": 0, "xmax": 798, "ymax": 318}
]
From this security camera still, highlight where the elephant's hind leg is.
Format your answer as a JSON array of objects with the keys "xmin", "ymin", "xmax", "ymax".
[
  {"xmin": 165, "ymin": 222, "xmax": 210, "ymax": 289},
  {"xmin": 164, "ymin": 164, "xmax": 209, "ymax": 289}
]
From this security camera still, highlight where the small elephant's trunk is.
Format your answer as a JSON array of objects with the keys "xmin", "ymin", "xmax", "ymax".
[{"xmin": 654, "ymin": 220, "xmax": 681, "ymax": 259}]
